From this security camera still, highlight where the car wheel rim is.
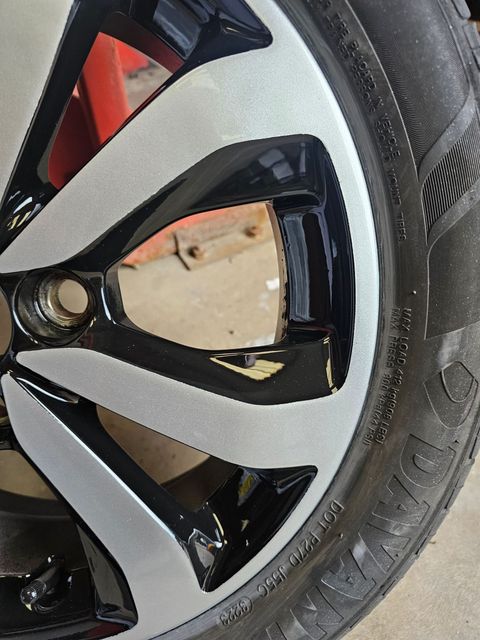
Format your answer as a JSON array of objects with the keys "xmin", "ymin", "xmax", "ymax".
[{"xmin": 0, "ymin": 0, "xmax": 379, "ymax": 638}]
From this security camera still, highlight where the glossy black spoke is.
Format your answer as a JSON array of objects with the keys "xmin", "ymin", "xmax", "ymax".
[
  {"xmin": 4, "ymin": 139, "xmax": 352, "ymax": 405},
  {"xmin": 73, "ymin": 313, "xmax": 339, "ymax": 404},
  {"xmin": 6, "ymin": 368, "xmax": 315, "ymax": 593},
  {"xmin": 200, "ymin": 465, "xmax": 315, "ymax": 590},
  {"xmin": 0, "ymin": 137, "xmax": 351, "ymax": 405},
  {"xmin": 277, "ymin": 154, "xmax": 354, "ymax": 377},
  {"xmin": 66, "ymin": 136, "xmax": 325, "ymax": 271},
  {"xmin": 123, "ymin": 0, "xmax": 271, "ymax": 69},
  {"xmin": 8, "ymin": 370, "xmax": 226, "ymax": 584}
]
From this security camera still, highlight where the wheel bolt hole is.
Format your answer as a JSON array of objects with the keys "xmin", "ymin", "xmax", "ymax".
[
  {"xmin": 37, "ymin": 276, "xmax": 91, "ymax": 329},
  {"xmin": 56, "ymin": 279, "xmax": 89, "ymax": 316}
]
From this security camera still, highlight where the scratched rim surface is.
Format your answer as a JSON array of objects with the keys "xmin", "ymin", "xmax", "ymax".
[{"xmin": 0, "ymin": 1, "xmax": 378, "ymax": 638}]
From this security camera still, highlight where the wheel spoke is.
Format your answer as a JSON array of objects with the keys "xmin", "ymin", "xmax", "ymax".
[
  {"xmin": 19, "ymin": 345, "xmax": 354, "ymax": 470},
  {"xmin": 5, "ymin": 370, "xmax": 228, "ymax": 584},
  {"xmin": 0, "ymin": 0, "xmax": 73, "ymax": 205},
  {"xmin": 78, "ymin": 314, "xmax": 340, "ymax": 405},
  {"xmin": 69, "ymin": 135, "xmax": 330, "ymax": 271},
  {"xmin": 2, "ymin": 372, "xmax": 207, "ymax": 639},
  {"xmin": 0, "ymin": 16, "xmax": 373, "ymax": 273}
]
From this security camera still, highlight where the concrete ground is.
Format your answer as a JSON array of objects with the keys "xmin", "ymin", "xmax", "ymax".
[{"xmin": 350, "ymin": 461, "xmax": 480, "ymax": 640}]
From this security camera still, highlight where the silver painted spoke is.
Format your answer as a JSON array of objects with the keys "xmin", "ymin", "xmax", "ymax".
[
  {"xmin": 1, "ymin": 3, "xmax": 372, "ymax": 273},
  {"xmin": 1, "ymin": 373, "xmax": 206, "ymax": 640},
  {"xmin": 0, "ymin": 0, "xmax": 73, "ymax": 204},
  {"xmin": 21, "ymin": 346, "xmax": 353, "ymax": 471}
]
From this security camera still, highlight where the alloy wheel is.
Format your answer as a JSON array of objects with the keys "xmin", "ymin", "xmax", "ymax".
[{"xmin": 0, "ymin": 1, "xmax": 378, "ymax": 638}]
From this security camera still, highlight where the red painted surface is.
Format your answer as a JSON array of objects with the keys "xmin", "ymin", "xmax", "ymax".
[
  {"xmin": 117, "ymin": 40, "xmax": 150, "ymax": 74},
  {"xmin": 48, "ymin": 92, "xmax": 96, "ymax": 189},
  {"xmin": 77, "ymin": 33, "xmax": 131, "ymax": 146},
  {"xmin": 48, "ymin": 34, "xmax": 132, "ymax": 188}
]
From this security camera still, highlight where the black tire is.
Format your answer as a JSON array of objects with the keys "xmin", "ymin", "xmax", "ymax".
[{"xmin": 162, "ymin": 1, "xmax": 480, "ymax": 638}]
